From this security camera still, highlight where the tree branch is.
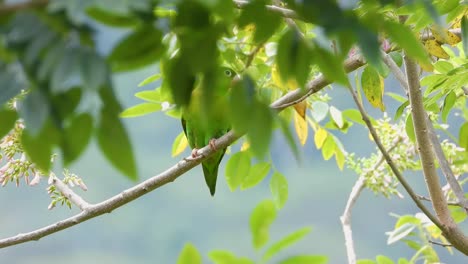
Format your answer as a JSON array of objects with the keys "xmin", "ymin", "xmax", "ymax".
[
  {"xmin": 0, "ymin": 0, "xmax": 48, "ymax": 15},
  {"xmin": 50, "ymin": 174, "xmax": 90, "ymax": 211},
  {"xmin": 341, "ymin": 177, "xmax": 365, "ymax": 264},
  {"xmin": 404, "ymin": 55, "xmax": 468, "ymax": 254}
]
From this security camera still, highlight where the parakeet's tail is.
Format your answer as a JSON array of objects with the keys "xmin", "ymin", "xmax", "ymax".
[{"xmin": 202, "ymin": 163, "xmax": 218, "ymax": 196}]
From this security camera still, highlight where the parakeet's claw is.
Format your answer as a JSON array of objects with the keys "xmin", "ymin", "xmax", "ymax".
[
  {"xmin": 184, "ymin": 148, "xmax": 204, "ymax": 161},
  {"xmin": 209, "ymin": 139, "xmax": 218, "ymax": 152}
]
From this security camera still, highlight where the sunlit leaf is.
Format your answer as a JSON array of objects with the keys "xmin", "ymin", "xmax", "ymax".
[
  {"xmin": 279, "ymin": 255, "xmax": 328, "ymax": 264},
  {"xmin": 250, "ymin": 199, "xmax": 277, "ymax": 249},
  {"xmin": 262, "ymin": 227, "xmax": 312, "ymax": 262},
  {"xmin": 361, "ymin": 66, "xmax": 385, "ymax": 111},
  {"xmin": 177, "ymin": 243, "xmax": 201, "ymax": 264},
  {"xmin": 314, "ymin": 128, "xmax": 328, "ymax": 149},
  {"xmin": 225, "ymin": 151, "xmax": 251, "ymax": 191},
  {"xmin": 241, "ymin": 162, "xmax": 271, "ymax": 190},
  {"xmin": 270, "ymin": 171, "xmax": 288, "ymax": 209},
  {"xmin": 460, "ymin": 122, "xmax": 468, "ymax": 151},
  {"xmin": 120, "ymin": 102, "xmax": 162, "ymax": 118},
  {"xmin": 387, "ymin": 223, "xmax": 416, "ymax": 244},
  {"xmin": 172, "ymin": 132, "xmax": 189, "ymax": 157}
]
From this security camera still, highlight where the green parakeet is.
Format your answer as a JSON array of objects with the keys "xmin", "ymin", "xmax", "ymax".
[{"xmin": 181, "ymin": 68, "xmax": 236, "ymax": 196}]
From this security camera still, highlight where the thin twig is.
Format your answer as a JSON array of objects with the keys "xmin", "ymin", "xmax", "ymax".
[
  {"xmin": 50, "ymin": 174, "xmax": 90, "ymax": 211},
  {"xmin": 417, "ymin": 195, "xmax": 467, "ymax": 208},
  {"xmin": 340, "ymin": 177, "xmax": 365, "ymax": 264},
  {"xmin": 429, "ymin": 240, "xmax": 453, "ymax": 247}
]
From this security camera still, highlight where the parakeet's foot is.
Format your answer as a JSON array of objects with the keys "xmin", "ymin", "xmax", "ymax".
[
  {"xmin": 184, "ymin": 148, "xmax": 204, "ymax": 161},
  {"xmin": 209, "ymin": 139, "xmax": 218, "ymax": 152}
]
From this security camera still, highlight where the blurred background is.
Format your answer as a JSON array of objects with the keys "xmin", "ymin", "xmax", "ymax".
[{"xmin": 1, "ymin": 10, "xmax": 467, "ymax": 264}]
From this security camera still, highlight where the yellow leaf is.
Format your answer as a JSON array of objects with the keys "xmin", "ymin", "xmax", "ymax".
[
  {"xmin": 294, "ymin": 110, "xmax": 308, "ymax": 145},
  {"xmin": 424, "ymin": 39, "xmax": 450, "ymax": 59},
  {"xmin": 419, "ymin": 61, "xmax": 434, "ymax": 72},
  {"xmin": 241, "ymin": 140, "xmax": 250, "ymax": 151},
  {"xmin": 293, "ymin": 101, "xmax": 307, "ymax": 118},
  {"xmin": 314, "ymin": 128, "xmax": 327, "ymax": 149},
  {"xmin": 172, "ymin": 131, "xmax": 188, "ymax": 157},
  {"xmin": 430, "ymin": 25, "xmax": 461, "ymax": 46},
  {"xmin": 335, "ymin": 148, "xmax": 345, "ymax": 171},
  {"xmin": 361, "ymin": 66, "xmax": 385, "ymax": 111},
  {"xmin": 272, "ymin": 64, "xmax": 298, "ymax": 91}
]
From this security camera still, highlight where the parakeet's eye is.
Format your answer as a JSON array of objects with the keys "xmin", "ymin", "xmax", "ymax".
[{"xmin": 224, "ymin": 69, "xmax": 232, "ymax": 77}]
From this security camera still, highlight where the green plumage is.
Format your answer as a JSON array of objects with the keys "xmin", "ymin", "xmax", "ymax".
[{"xmin": 181, "ymin": 68, "xmax": 235, "ymax": 196}]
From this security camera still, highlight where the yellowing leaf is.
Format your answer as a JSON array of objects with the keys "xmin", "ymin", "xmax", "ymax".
[
  {"xmin": 430, "ymin": 25, "xmax": 461, "ymax": 45},
  {"xmin": 294, "ymin": 110, "xmax": 308, "ymax": 145},
  {"xmin": 419, "ymin": 61, "xmax": 434, "ymax": 72},
  {"xmin": 272, "ymin": 64, "xmax": 298, "ymax": 91},
  {"xmin": 361, "ymin": 66, "xmax": 385, "ymax": 111},
  {"xmin": 241, "ymin": 140, "xmax": 251, "ymax": 151},
  {"xmin": 335, "ymin": 148, "xmax": 345, "ymax": 171},
  {"xmin": 314, "ymin": 128, "xmax": 327, "ymax": 149},
  {"xmin": 424, "ymin": 39, "xmax": 450, "ymax": 59},
  {"xmin": 172, "ymin": 131, "xmax": 188, "ymax": 157}
]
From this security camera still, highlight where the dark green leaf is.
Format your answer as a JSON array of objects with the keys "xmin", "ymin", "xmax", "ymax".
[
  {"xmin": 167, "ymin": 57, "xmax": 196, "ymax": 107},
  {"xmin": 313, "ymin": 42, "xmax": 347, "ymax": 85},
  {"xmin": 51, "ymin": 48, "xmax": 81, "ymax": 93},
  {"xmin": 80, "ymin": 50, "xmax": 108, "ymax": 91},
  {"xmin": 238, "ymin": 0, "xmax": 282, "ymax": 43},
  {"xmin": 247, "ymin": 103, "xmax": 273, "ymax": 158},
  {"xmin": 21, "ymin": 121, "xmax": 60, "ymax": 172},
  {"xmin": 250, "ymin": 199, "xmax": 277, "ymax": 249},
  {"xmin": 18, "ymin": 89, "xmax": 49, "ymax": 136},
  {"xmin": 0, "ymin": 109, "xmax": 17, "ymax": 139},
  {"xmin": 462, "ymin": 14, "xmax": 468, "ymax": 56},
  {"xmin": 86, "ymin": 7, "xmax": 140, "ymax": 27},
  {"xmin": 229, "ymin": 75, "xmax": 256, "ymax": 133},
  {"xmin": 382, "ymin": 20, "xmax": 430, "ymax": 65},
  {"xmin": 263, "ymin": 227, "xmax": 311, "ymax": 262},
  {"xmin": 0, "ymin": 70, "xmax": 23, "ymax": 106},
  {"xmin": 108, "ymin": 25, "xmax": 163, "ymax": 72},
  {"xmin": 61, "ymin": 113, "xmax": 93, "ymax": 165}
]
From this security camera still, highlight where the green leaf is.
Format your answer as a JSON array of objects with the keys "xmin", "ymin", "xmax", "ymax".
[
  {"xmin": 460, "ymin": 122, "xmax": 468, "ymax": 151},
  {"xmin": 361, "ymin": 65, "xmax": 385, "ymax": 111},
  {"xmin": 0, "ymin": 70, "xmax": 23, "ymax": 106},
  {"xmin": 270, "ymin": 171, "xmax": 288, "ymax": 209},
  {"xmin": 80, "ymin": 50, "xmax": 108, "ymax": 91},
  {"xmin": 51, "ymin": 48, "xmax": 81, "ymax": 94},
  {"xmin": 441, "ymin": 91, "xmax": 456, "ymax": 123},
  {"xmin": 241, "ymin": 162, "xmax": 271, "ymax": 190},
  {"xmin": 247, "ymin": 103, "xmax": 273, "ymax": 158},
  {"xmin": 382, "ymin": 20, "xmax": 430, "ymax": 65},
  {"xmin": 321, "ymin": 136, "xmax": 336, "ymax": 160},
  {"xmin": 18, "ymin": 89, "xmax": 49, "ymax": 136},
  {"xmin": 177, "ymin": 243, "xmax": 202, "ymax": 264},
  {"xmin": 61, "ymin": 113, "xmax": 93, "ymax": 165},
  {"xmin": 313, "ymin": 42, "xmax": 348, "ymax": 85},
  {"xmin": 279, "ymin": 255, "xmax": 328, "ymax": 264},
  {"xmin": 120, "ymin": 102, "xmax": 162, "ymax": 118},
  {"xmin": 209, "ymin": 250, "xmax": 254, "ymax": 264},
  {"xmin": 86, "ymin": 7, "xmax": 139, "ymax": 27},
  {"xmin": 135, "ymin": 90, "xmax": 161, "ymax": 103},
  {"xmin": 462, "ymin": 15, "xmax": 468, "ymax": 57},
  {"xmin": 342, "ymin": 109, "xmax": 364, "ymax": 125},
  {"xmin": 405, "ymin": 113, "xmax": 415, "ymax": 142},
  {"xmin": 376, "ymin": 255, "xmax": 394, "ymax": 264},
  {"xmin": 0, "ymin": 109, "xmax": 17, "ymax": 139},
  {"xmin": 225, "ymin": 151, "xmax": 251, "ymax": 191},
  {"xmin": 250, "ymin": 199, "xmax": 277, "ymax": 249},
  {"xmin": 108, "ymin": 25, "xmax": 163, "ymax": 72},
  {"xmin": 387, "ymin": 223, "xmax": 416, "ymax": 244},
  {"xmin": 229, "ymin": 76, "xmax": 256, "ymax": 133},
  {"xmin": 397, "ymin": 258, "xmax": 410, "ymax": 264},
  {"xmin": 21, "ymin": 122, "xmax": 59, "ymax": 172},
  {"xmin": 389, "ymin": 51, "xmax": 403, "ymax": 67},
  {"xmin": 97, "ymin": 88, "xmax": 137, "ymax": 180},
  {"xmin": 262, "ymin": 227, "xmax": 312, "ymax": 262},
  {"xmin": 138, "ymin": 73, "xmax": 161, "ymax": 87},
  {"xmin": 237, "ymin": 0, "xmax": 282, "ymax": 43}
]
